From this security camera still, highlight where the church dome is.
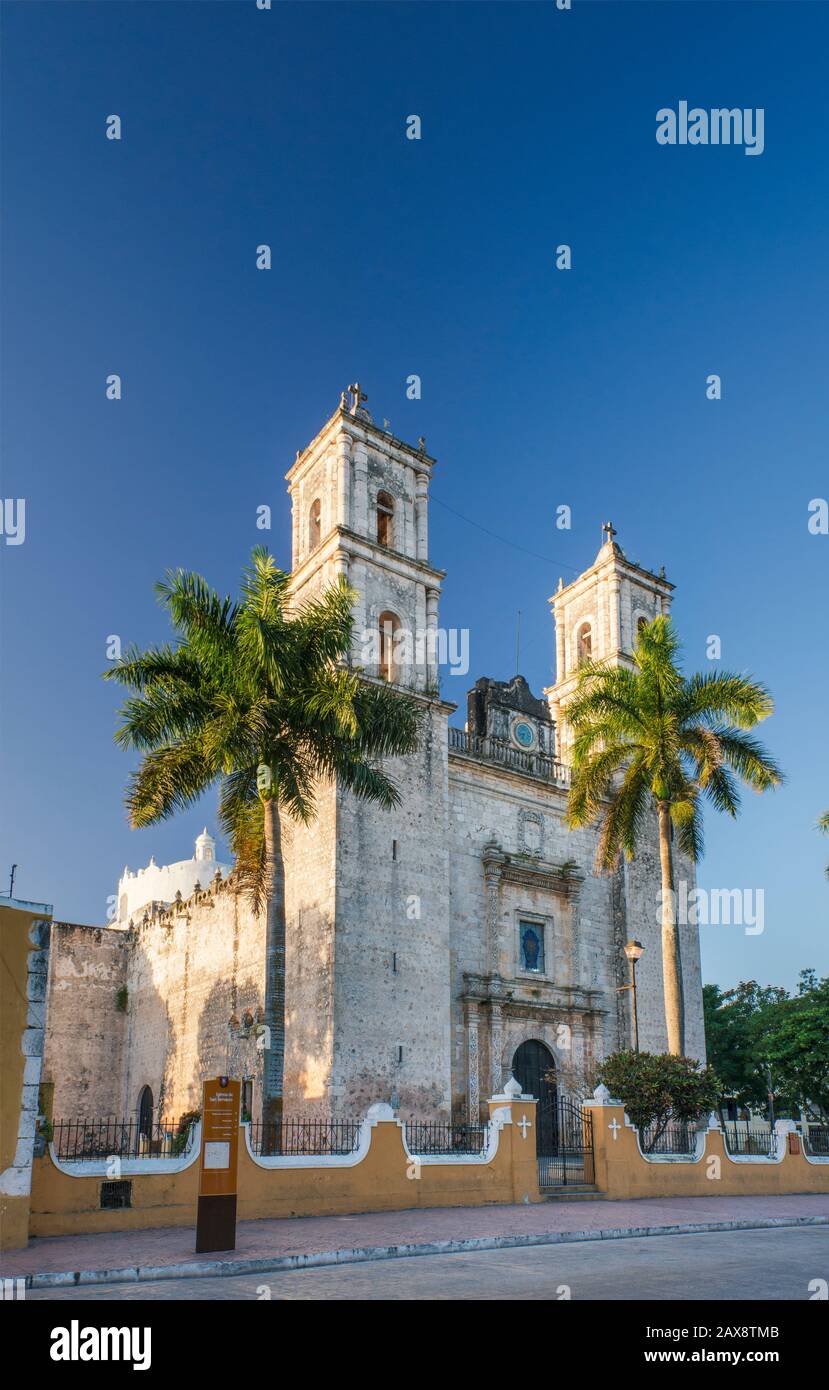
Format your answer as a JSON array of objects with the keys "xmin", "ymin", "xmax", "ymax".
[{"xmin": 115, "ymin": 829, "xmax": 231, "ymax": 924}]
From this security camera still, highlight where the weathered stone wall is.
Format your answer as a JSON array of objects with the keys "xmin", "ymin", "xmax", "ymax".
[
  {"xmin": 120, "ymin": 880, "xmax": 265, "ymax": 1120},
  {"xmin": 446, "ymin": 752, "xmax": 706, "ymax": 1119},
  {"xmin": 281, "ymin": 780, "xmax": 338, "ymax": 1116},
  {"xmin": 42, "ymin": 923, "xmax": 128, "ymax": 1120},
  {"xmin": 331, "ymin": 699, "xmax": 453, "ymax": 1119},
  {"xmin": 447, "ymin": 757, "xmax": 618, "ymax": 1111}
]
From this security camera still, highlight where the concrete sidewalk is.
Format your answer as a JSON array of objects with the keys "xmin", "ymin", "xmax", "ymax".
[{"xmin": 4, "ymin": 1194, "xmax": 827, "ymax": 1289}]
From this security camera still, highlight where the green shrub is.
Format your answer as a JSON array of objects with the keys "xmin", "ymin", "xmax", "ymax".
[
  {"xmin": 170, "ymin": 1110, "xmax": 201, "ymax": 1156},
  {"xmin": 596, "ymin": 1050, "xmax": 721, "ymax": 1144}
]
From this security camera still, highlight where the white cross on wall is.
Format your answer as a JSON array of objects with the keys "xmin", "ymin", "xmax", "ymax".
[
  {"xmin": 609, "ymin": 1119, "xmax": 622, "ymax": 1140},
  {"xmin": 516, "ymin": 1113, "xmax": 532, "ymax": 1139}
]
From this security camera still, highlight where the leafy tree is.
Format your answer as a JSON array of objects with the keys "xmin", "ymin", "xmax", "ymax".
[
  {"xmin": 703, "ymin": 980, "xmax": 787, "ymax": 1115},
  {"xmin": 704, "ymin": 973, "xmax": 829, "ymax": 1121},
  {"xmin": 752, "ymin": 973, "xmax": 829, "ymax": 1121},
  {"xmin": 596, "ymin": 1050, "xmax": 721, "ymax": 1150},
  {"xmin": 566, "ymin": 616, "xmax": 782, "ymax": 1055},
  {"xmin": 104, "ymin": 548, "xmax": 422, "ymax": 1124}
]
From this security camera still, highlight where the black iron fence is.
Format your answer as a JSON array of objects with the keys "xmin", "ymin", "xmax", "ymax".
[
  {"xmin": 406, "ymin": 1121, "xmax": 487, "ymax": 1156},
  {"xmin": 249, "ymin": 1117, "xmax": 363, "ymax": 1157},
  {"xmin": 723, "ymin": 1124, "xmax": 775, "ymax": 1157},
  {"xmin": 638, "ymin": 1120, "xmax": 696, "ymax": 1155},
  {"xmin": 804, "ymin": 1125, "xmax": 829, "ymax": 1156},
  {"xmin": 52, "ymin": 1115, "xmax": 198, "ymax": 1162}
]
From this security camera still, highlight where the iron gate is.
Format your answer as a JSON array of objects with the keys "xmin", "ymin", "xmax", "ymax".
[{"xmin": 536, "ymin": 1096, "xmax": 594, "ymax": 1188}]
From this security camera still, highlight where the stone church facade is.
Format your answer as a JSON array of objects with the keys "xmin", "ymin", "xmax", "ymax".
[{"xmin": 41, "ymin": 392, "xmax": 705, "ymax": 1127}]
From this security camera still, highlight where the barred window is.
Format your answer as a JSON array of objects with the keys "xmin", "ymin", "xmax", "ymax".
[{"xmin": 100, "ymin": 1180, "xmax": 132, "ymax": 1210}]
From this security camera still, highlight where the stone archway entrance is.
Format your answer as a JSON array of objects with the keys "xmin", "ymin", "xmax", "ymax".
[
  {"xmin": 511, "ymin": 1040, "xmax": 593, "ymax": 1189},
  {"xmin": 511, "ymin": 1039, "xmax": 557, "ymax": 1151}
]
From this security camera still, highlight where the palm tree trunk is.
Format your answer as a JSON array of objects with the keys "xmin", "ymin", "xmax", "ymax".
[
  {"xmin": 657, "ymin": 800, "xmax": 685, "ymax": 1055},
  {"xmin": 261, "ymin": 797, "xmax": 286, "ymax": 1131}
]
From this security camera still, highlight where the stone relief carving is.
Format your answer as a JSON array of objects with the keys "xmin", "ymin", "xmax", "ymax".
[{"xmin": 518, "ymin": 808, "xmax": 544, "ymax": 857}]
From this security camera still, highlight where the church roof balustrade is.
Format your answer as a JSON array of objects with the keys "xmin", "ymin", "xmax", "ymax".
[{"xmin": 448, "ymin": 725, "xmax": 571, "ymax": 788}]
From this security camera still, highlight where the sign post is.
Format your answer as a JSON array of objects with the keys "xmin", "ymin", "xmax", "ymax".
[{"xmin": 195, "ymin": 1076, "xmax": 240, "ymax": 1254}]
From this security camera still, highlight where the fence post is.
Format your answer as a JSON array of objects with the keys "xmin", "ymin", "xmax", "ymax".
[
  {"xmin": 487, "ymin": 1080, "xmax": 540, "ymax": 1203},
  {"xmin": 582, "ymin": 1084, "xmax": 630, "ymax": 1197}
]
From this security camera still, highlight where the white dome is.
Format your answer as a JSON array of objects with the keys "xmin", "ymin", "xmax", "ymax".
[{"xmin": 116, "ymin": 830, "xmax": 231, "ymax": 924}]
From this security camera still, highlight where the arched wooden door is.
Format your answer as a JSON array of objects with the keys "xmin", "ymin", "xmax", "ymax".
[
  {"xmin": 511, "ymin": 1040, "xmax": 557, "ymax": 1155},
  {"xmin": 137, "ymin": 1085, "xmax": 154, "ymax": 1139}
]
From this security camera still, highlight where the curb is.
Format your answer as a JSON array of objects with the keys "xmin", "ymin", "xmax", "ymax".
[{"xmin": 14, "ymin": 1214, "xmax": 829, "ymax": 1291}]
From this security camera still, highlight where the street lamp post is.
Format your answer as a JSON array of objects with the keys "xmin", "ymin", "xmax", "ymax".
[{"xmin": 621, "ymin": 940, "xmax": 645, "ymax": 1053}]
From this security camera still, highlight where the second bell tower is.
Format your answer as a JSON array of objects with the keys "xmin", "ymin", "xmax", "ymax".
[{"xmin": 546, "ymin": 524, "xmax": 674, "ymax": 760}]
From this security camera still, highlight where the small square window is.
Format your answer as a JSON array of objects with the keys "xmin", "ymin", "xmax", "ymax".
[
  {"xmin": 100, "ymin": 1180, "xmax": 132, "ymax": 1210},
  {"xmin": 519, "ymin": 922, "xmax": 544, "ymax": 974}
]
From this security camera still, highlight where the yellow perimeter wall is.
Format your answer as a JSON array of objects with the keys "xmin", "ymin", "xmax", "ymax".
[
  {"xmin": 23, "ymin": 1098, "xmax": 829, "ymax": 1243},
  {"xmin": 587, "ymin": 1101, "xmax": 829, "ymax": 1200},
  {"xmin": 29, "ymin": 1098, "xmax": 540, "ymax": 1239}
]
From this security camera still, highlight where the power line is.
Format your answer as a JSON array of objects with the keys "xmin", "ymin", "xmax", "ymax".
[{"xmin": 430, "ymin": 494, "xmax": 582, "ymax": 575}]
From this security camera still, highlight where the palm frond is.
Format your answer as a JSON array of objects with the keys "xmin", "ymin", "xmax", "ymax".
[
  {"xmin": 671, "ymin": 794, "xmax": 704, "ymax": 861},
  {"xmin": 595, "ymin": 752, "xmax": 652, "ymax": 869},
  {"xmin": 103, "ymin": 643, "xmax": 204, "ymax": 692},
  {"xmin": 331, "ymin": 755, "xmax": 403, "ymax": 810},
  {"xmin": 711, "ymin": 728, "xmax": 783, "ymax": 792},
  {"xmin": 677, "ymin": 670, "xmax": 775, "ymax": 728},
  {"xmin": 125, "ymin": 740, "xmax": 215, "ymax": 827},
  {"xmin": 218, "ymin": 770, "xmax": 267, "ymax": 912},
  {"xmin": 567, "ymin": 742, "xmax": 637, "ymax": 829},
  {"xmin": 565, "ymin": 616, "xmax": 782, "ymax": 875},
  {"xmin": 154, "ymin": 569, "xmax": 238, "ymax": 650},
  {"xmin": 565, "ymin": 664, "xmax": 645, "ymax": 737}
]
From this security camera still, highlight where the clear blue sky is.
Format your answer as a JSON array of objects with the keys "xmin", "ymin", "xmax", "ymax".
[{"xmin": 2, "ymin": 1, "xmax": 827, "ymax": 994}]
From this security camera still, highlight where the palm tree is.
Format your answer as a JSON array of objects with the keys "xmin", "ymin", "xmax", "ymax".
[
  {"xmin": 819, "ymin": 811, "xmax": 829, "ymax": 880},
  {"xmin": 565, "ymin": 617, "xmax": 782, "ymax": 1056},
  {"xmin": 104, "ymin": 547, "xmax": 422, "ymax": 1125}
]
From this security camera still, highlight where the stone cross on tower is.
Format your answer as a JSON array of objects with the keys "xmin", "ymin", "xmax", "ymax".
[
  {"xmin": 347, "ymin": 383, "xmax": 367, "ymax": 415},
  {"xmin": 602, "ymin": 520, "xmax": 618, "ymax": 546}
]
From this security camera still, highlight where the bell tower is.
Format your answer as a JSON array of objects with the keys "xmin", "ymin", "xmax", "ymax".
[
  {"xmin": 280, "ymin": 386, "xmax": 454, "ymax": 1121},
  {"xmin": 546, "ymin": 524, "xmax": 674, "ymax": 760},
  {"xmin": 542, "ymin": 528, "xmax": 705, "ymax": 1063},
  {"xmin": 285, "ymin": 385, "xmax": 445, "ymax": 692}
]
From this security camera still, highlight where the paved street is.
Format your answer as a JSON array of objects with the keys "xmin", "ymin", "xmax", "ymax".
[{"xmin": 27, "ymin": 1226, "xmax": 829, "ymax": 1301}]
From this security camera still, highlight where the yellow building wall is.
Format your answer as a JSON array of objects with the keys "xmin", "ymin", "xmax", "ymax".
[{"xmin": 0, "ymin": 900, "xmax": 52, "ymax": 1250}]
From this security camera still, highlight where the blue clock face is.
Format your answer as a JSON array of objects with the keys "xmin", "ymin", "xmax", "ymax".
[{"xmin": 513, "ymin": 721, "xmax": 534, "ymax": 748}]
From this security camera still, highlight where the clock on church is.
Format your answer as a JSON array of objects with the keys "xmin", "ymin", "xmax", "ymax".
[{"xmin": 511, "ymin": 718, "xmax": 536, "ymax": 750}]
